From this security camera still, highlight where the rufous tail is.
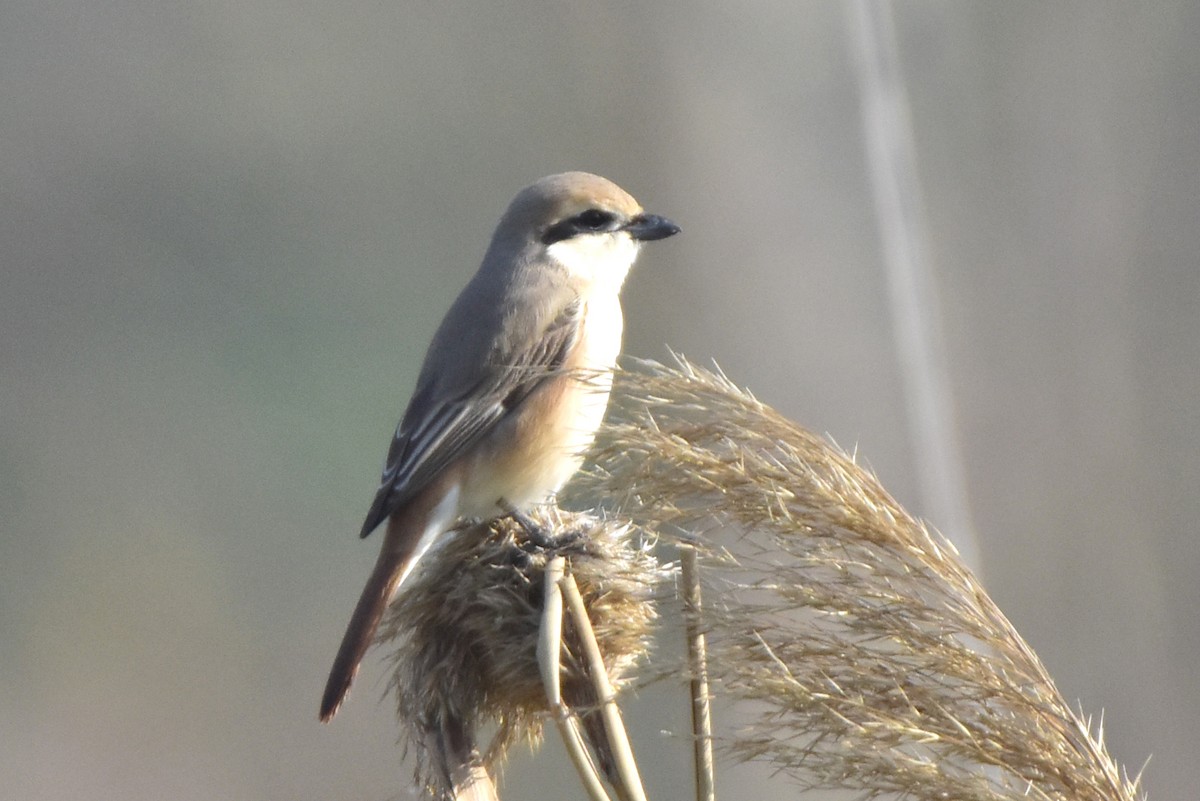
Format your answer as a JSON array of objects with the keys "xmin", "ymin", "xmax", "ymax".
[
  {"xmin": 320, "ymin": 495, "xmax": 446, "ymax": 722},
  {"xmin": 319, "ymin": 546, "xmax": 404, "ymax": 721}
]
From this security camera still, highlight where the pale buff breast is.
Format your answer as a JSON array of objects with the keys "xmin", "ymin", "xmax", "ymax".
[{"xmin": 464, "ymin": 292, "xmax": 624, "ymax": 514}]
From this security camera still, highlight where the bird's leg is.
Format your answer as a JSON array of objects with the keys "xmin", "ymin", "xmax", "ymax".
[
  {"xmin": 502, "ymin": 502, "xmax": 559, "ymax": 548},
  {"xmin": 501, "ymin": 500, "xmax": 584, "ymax": 550}
]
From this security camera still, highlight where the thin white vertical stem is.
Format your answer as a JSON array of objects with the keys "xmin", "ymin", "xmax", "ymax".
[{"xmin": 846, "ymin": 0, "xmax": 982, "ymax": 571}]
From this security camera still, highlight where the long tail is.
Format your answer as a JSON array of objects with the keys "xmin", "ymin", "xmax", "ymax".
[{"xmin": 320, "ymin": 484, "xmax": 460, "ymax": 722}]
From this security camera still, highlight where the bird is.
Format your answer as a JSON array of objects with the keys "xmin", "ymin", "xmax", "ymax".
[{"xmin": 320, "ymin": 171, "xmax": 679, "ymax": 722}]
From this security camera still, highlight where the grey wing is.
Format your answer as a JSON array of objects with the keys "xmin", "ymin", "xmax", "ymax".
[{"xmin": 358, "ymin": 297, "xmax": 583, "ymax": 538}]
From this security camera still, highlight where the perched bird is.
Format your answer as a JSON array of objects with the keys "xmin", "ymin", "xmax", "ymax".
[{"xmin": 321, "ymin": 172, "xmax": 679, "ymax": 721}]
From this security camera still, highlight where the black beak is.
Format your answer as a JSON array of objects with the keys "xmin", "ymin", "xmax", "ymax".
[{"xmin": 624, "ymin": 213, "xmax": 681, "ymax": 242}]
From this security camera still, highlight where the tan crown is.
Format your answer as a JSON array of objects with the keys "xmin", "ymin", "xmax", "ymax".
[{"xmin": 499, "ymin": 172, "xmax": 644, "ymax": 237}]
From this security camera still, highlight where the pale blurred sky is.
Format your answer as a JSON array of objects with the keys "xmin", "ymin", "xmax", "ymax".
[{"xmin": 3, "ymin": 2, "xmax": 1197, "ymax": 799}]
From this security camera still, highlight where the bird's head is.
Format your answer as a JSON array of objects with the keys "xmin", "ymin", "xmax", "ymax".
[{"xmin": 490, "ymin": 172, "xmax": 679, "ymax": 292}]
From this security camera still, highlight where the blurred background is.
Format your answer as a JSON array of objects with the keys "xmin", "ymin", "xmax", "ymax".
[{"xmin": 3, "ymin": 1, "xmax": 1197, "ymax": 799}]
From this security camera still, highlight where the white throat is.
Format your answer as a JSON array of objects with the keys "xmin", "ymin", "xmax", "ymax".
[{"xmin": 545, "ymin": 232, "xmax": 640, "ymax": 296}]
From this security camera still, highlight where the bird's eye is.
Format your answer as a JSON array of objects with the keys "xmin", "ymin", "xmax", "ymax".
[
  {"xmin": 541, "ymin": 208, "xmax": 619, "ymax": 245},
  {"xmin": 574, "ymin": 209, "xmax": 615, "ymax": 231}
]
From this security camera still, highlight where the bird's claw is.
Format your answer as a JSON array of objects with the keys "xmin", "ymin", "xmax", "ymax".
[{"xmin": 503, "ymin": 504, "xmax": 583, "ymax": 550}]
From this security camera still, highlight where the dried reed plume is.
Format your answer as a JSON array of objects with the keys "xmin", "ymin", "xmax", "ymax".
[
  {"xmin": 380, "ymin": 508, "xmax": 663, "ymax": 800},
  {"xmin": 380, "ymin": 358, "xmax": 1144, "ymax": 801},
  {"xmin": 572, "ymin": 357, "xmax": 1146, "ymax": 801}
]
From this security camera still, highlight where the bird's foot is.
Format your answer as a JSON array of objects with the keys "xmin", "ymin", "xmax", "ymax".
[{"xmin": 502, "ymin": 503, "xmax": 582, "ymax": 550}]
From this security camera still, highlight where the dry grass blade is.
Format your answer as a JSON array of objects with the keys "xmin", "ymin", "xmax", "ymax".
[
  {"xmin": 576, "ymin": 357, "xmax": 1144, "ymax": 801},
  {"xmin": 559, "ymin": 570, "xmax": 649, "ymax": 801},
  {"xmin": 680, "ymin": 544, "xmax": 716, "ymax": 801},
  {"xmin": 538, "ymin": 555, "xmax": 614, "ymax": 801},
  {"xmin": 380, "ymin": 508, "xmax": 662, "ymax": 801}
]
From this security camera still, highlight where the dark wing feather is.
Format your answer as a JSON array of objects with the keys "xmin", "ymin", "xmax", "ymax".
[{"xmin": 359, "ymin": 297, "xmax": 582, "ymax": 538}]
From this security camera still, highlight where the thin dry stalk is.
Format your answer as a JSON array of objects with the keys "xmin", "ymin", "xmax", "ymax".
[
  {"xmin": 573, "ymin": 358, "xmax": 1144, "ymax": 801},
  {"xmin": 539, "ymin": 555, "xmax": 614, "ymax": 801},
  {"xmin": 680, "ymin": 544, "xmax": 716, "ymax": 801},
  {"xmin": 447, "ymin": 763, "xmax": 499, "ymax": 801},
  {"xmin": 560, "ymin": 571, "xmax": 649, "ymax": 801},
  {"xmin": 381, "ymin": 509, "xmax": 661, "ymax": 800}
]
